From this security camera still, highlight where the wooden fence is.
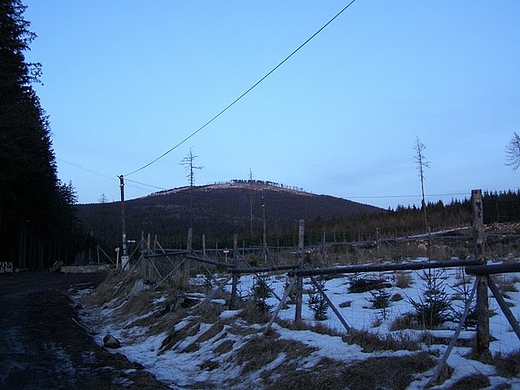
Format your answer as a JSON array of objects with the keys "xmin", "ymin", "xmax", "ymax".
[{"xmin": 115, "ymin": 189, "xmax": 519, "ymax": 385}]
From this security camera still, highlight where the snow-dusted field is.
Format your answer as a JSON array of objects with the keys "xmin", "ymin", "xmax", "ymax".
[{"xmin": 76, "ymin": 258, "xmax": 520, "ymax": 389}]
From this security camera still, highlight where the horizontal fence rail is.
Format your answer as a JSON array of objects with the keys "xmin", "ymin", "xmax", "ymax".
[{"xmin": 288, "ymin": 259, "xmax": 481, "ymax": 277}]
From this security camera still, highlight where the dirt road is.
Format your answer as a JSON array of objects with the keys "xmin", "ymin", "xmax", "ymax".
[{"xmin": 0, "ymin": 271, "xmax": 170, "ymax": 390}]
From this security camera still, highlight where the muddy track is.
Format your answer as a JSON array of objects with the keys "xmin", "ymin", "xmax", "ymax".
[{"xmin": 0, "ymin": 271, "xmax": 170, "ymax": 390}]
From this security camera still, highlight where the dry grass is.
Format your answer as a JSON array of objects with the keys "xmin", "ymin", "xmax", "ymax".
[
  {"xmin": 213, "ymin": 339, "xmax": 235, "ymax": 355},
  {"xmin": 158, "ymin": 318, "xmax": 201, "ymax": 354},
  {"xmin": 83, "ymin": 269, "xmax": 135, "ymax": 306},
  {"xmin": 343, "ymin": 328, "xmax": 421, "ymax": 352},
  {"xmin": 494, "ymin": 274, "xmax": 520, "ymax": 293},
  {"xmin": 163, "ymin": 272, "xmax": 191, "ymax": 292},
  {"xmin": 394, "ymin": 271, "xmax": 413, "ymax": 289},
  {"xmin": 194, "ymin": 322, "xmax": 225, "ymax": 344},
  {"xmin": 238, "ymin": 299, "xmax": 272, "ymax": 324},
  {"xmin": 389, "ymin": 312, "xmax": 418, "ymax": 331},
  {"xmin": 275, "ymin": 318, "xmax": 345, "ymax": 338},
  {"xmin": 266, "ymin": 352, "xmax": 435, "ymax": 390},
  {"xmin": 235, "ymin": 334, "xmax": 317, "ymax": 374},
  {"xmin": 492, "ymin": 350, "xmax": 520, "ymax": 378},
  {"xmin": 118, "ymin": 289, "xmax": 159, "ymax": 317},
  {"xmin": 444, "ymin": 373, "xmax": 490, "ymax": 390}
]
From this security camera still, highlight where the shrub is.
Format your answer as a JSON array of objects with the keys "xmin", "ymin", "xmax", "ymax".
[
  {"xmin": 368, "ymin": 288, "xmax": 391, "ymax": 310},
  {"xmin": 348, "ymin": 276, "xmax": 391, "ymax": 293},
  {"xmin": 492, "ymin": 350, "xmax": 520, "ymax": 377},
  {"xmin": 308, "ymin": 278, "xmax": 329, "ymax": 321},
  {"xmin": 343, "ymin": 328, "xmax": 421, "ymax": 352},
  {"xmin": 252, "ymin": 275, "xmax": 273, "ymax": 314},
  {"xmin": 394, "ymin": 271, "xmax": 413, "ymax": 289},
  {"xmin": 368, "ymin": 287, "xmax": 391, "ymax": 321},
  {"xmin": 408, "ymin": 270, "xmax": 454, "ymax": 328}
]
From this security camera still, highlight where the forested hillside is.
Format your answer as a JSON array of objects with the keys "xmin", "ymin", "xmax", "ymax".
[
  {"xmin": 0, "ymin": 1, "xmax": 80, "ymax": 270},
  {"xmin": 76, "ymin": 181, "xmax": 382, "ymax": 251},
  {"xmin": 77, "ymin": 184, "xmax": 520, "ymax": 255}
]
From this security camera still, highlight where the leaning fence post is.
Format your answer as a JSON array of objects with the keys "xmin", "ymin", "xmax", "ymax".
[
  {"xmin": 472, "ymin": 189, "xmax": 490, "ymax": 356},
  {"xmin": 295, "ymin": 219, "xmax": 304, "ymax": 323}
]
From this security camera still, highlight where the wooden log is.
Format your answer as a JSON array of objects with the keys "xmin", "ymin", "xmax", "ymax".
[
  {"xmin": 289, "ymin": 259, "xmax": 480, "ymax": 278},
  {"xmin": 264, "ymin": 277, "xmax": 298, "ymax": 335},
  {"xmin": 488, "ymin": 277, "xmax": 520, "ymax": 341},
  {"xmin": 465, "ymin": 262, "xmax": 520, "ymax": 276},
  {"xmin": 229, "ymin": 264, "xmax": 300, "ymax": 274},
  {"xmin": 184, "ymin": 254, "xmax": 234, "ymax": 268}
]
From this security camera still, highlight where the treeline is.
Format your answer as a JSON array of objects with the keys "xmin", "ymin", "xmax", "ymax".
[
  {"xmin": 0, "ymin": 1, "xmax": 83, "ymax": 270},
  {"xmin": 305, "ymin": 190, "xmax": 520, "ymax": 244},
  {"xmin": 305, "ymin": 199, "xmax": 472, "ymax": 244},
  {"xmin": 79, "ymin": 189, "xmax": 520, "ymax": 254},
  {"xmin": 482, "ymin": 190, "xmax": 520, "ymax": 224}
]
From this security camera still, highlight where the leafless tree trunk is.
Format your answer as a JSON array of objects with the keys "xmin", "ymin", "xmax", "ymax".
[
  {"xmin": 414, "ymin": 137, "xmax": 430, "ymax": 231},
  {"xmin": 505, "ymin": 132, "xmax": 520, "ymax": 171},
  {"xmin": 179, "ymin": 147, "xmax": 203, "ymax": 229}
]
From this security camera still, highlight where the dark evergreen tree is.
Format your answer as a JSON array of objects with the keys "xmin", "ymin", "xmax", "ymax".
[{"xmin": 0, "ymin": 0, "xmax": 80, "ymax": 269}]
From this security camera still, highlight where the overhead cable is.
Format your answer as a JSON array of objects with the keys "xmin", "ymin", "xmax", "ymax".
[{"xmin": 124, "ymin": 0, "xmax": 358, "ymax": 177}]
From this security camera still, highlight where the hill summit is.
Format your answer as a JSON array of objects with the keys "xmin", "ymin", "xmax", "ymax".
[{"xmin": 76, "ymin": 180, "xmax": 382, "ymax": 249}]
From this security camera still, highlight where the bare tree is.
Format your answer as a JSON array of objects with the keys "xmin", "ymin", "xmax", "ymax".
[
  {"xmin": 414, "ymin": 137, "xmax": 430, "ymax": 231},
  {"xmin": 249, "ymin": 168, "xmax": 254, "ymax": 239},
  {"xmin": 179, "ymin": 147, "xmax": 203, "ymax": 187},
  {"xmin": 179, "ymin": 147, "xmax": 202, "ymax": 228},
  {"xmin": 505, "ymin": 132, "xmax": 520, "ymax": 171}
]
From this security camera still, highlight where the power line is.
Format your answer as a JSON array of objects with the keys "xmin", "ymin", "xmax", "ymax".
[
  {"xmin": 124, "ymin": 0, "xmax": 358, "ymax": 177},
  {"xmin": 124, "ymin": 178, "xmax": 167, "ymax": 191},
  {"xmin": 58, "ymin": 158, "xmax": 117, "ymax": 182},
  {"xmin": 348, "ymin": 192, "xmax": 469, "ymax": 200}
]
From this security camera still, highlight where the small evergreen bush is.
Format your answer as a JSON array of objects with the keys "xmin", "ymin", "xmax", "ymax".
[
  {"xmin": 407, "ymin": 270, "xmax": 453, "ymax": 328},
  {"xmin": 251, "ymin": 275, "xmax": 273, "ymax": 314},
  {"xmin": 308, "ymin": 278, "xmax": 329, "ymax": 321}
]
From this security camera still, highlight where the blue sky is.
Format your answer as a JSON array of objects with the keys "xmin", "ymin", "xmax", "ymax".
[{"xmin": 24, "ymin": 1, "xmax": 520, "ymax": 209}]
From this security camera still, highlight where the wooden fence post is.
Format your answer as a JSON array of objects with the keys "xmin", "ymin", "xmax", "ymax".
[
  {"xmin": 187, "ymin": 228, "xmax": 193, "ymax": 253},
  {"xmin": 146, "ymin": 233, "xmax": 151, "ymax": 279},
  {"xmin": 472, "ymin": 189, "xmax": 489, "ymax": 356},
  {"xmin": 184, "ymin": 228, "xmax": 193, "ymax": 281},
  {"xmin": 295, "ymin": 219, "xmax": 304, "ymax": 323},
  {"xmin": 230, "ymin": 234, "xmax": 239, "ymax": 308}
]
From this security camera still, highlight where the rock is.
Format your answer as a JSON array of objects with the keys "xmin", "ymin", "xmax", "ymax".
[
  {"xmin": 129, "ymin": 279, "xmax": 145, "ymax": 296},
  {"xmin": 103, "ymin": 334, "xmax": 121, "ymax": 349}
]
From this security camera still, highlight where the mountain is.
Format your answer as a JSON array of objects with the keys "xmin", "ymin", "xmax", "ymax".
[{"xmin": 76, "ymin": 180, "xmax": 382, "ymax": 250}]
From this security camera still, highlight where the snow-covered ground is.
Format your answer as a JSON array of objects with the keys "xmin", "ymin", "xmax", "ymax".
[{"xmin": 76, "ymin": 258, "xmax": 520, "ymax": 389}]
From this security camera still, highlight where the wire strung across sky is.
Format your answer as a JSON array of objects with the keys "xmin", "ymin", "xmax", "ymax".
[{"xmin": 124, "ymin": 0, "xmax": 358, "ymax": 177}]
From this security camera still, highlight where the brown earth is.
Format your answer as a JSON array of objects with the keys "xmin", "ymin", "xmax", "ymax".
[{"xmin": 0, "ymin": 271, "xmax": 170, "ymax": 390}]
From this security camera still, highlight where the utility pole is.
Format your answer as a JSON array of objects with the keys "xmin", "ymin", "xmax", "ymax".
[
  {"xmin": 261, "ymin": 194, "xmax": 269, "ymax": 264},
  {"xmin": 118, "ymin": 175, "xmax": 128, "ymax": 270},
  {"xmin": 179, "ymin": 147, "xmax": 202, "ymax": 229}
]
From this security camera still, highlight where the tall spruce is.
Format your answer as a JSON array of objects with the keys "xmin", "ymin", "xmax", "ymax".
[{"xmin": 1, "ymin": 0, "xmax": 78, "ymax": 269}]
